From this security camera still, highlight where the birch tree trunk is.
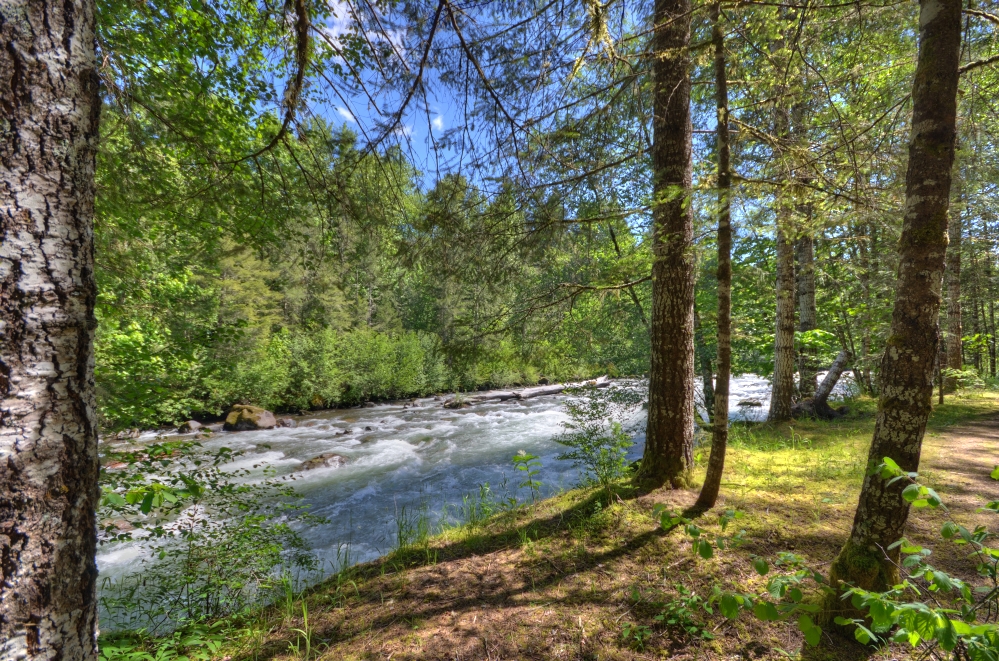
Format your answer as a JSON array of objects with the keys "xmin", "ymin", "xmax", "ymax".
[
  {"xmin": 0, "ymin": 0, "xmax": 101, "ymax": 658},
  {"xmin": 695, "ymin": 0, "xmax": 731, "ymax": 510},
  {"xmin": 827, "ymin": 0, "xmax": 960, "ymax": 604},
  {"xmin": 636, "ymin": 0, "xmax": 695, "ymax": 490}
]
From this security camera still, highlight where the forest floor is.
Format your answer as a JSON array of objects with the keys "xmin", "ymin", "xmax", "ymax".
[{"xmin": 221, "ymin": 391, "xmax": 999, "ymax": 661}]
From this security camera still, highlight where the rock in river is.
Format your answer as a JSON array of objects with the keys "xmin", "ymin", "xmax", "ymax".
[
  {"xmin": 277, "ymin": 417, "xmax": 297, "ymax": 428},
  {"xmin": 300, "ymin": 453, "xmax": 349, "ymax": 471},
  {"xmin": 223, "ymin": 405, "xmax": 277, "ymax": 431},
  {"xmin": 177, "ymin": 420, "xmax": 202, "ymax": 433}
]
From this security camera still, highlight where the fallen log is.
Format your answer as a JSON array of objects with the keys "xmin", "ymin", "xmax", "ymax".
[{"xmin": 441, "ymin": 376, "xmax": 611, "ymax": 407}]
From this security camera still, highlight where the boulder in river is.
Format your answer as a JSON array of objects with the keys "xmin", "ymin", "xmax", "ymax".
[
  {"xmin": 737, "ymin": 399, "xmax": 763, "ymax": 407},
  {"xmin": 300, "ymin": 453, "xmax": 349, "ymax": 471},
  {"xmin": 276, "ymin": 417, "xmax": 297, "ymax": 428},
  {"xmin": 177, "ymin": 420, "xmax": 202, "ymax": 433},
  {"xmin": 223, "ymin": 405, "xmax": 277, "ymax": 431}
]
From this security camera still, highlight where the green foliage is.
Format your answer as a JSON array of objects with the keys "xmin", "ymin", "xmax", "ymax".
[
  {"xmin": 943, "ymin": 367, "xmax": 988, "ymax": 391},
  {"xmin": 652, "ymin": 585, "xmax": 716, "ymax": 641},
  {"xmin": 98, "ymin": 622, "xmax": 226, "ymax": 661},
  {"xmin": 833, "ymin": 460, "xmax": 999, "ymax": 654},
  {"xmin": 619, "ymin": 622, "xmax": 653, "ymax": 651},
  {"xmin": 98, "ymin": 442, "xmax": 321, "ymax": 632},
  {"xmin": 512, "ymin": 451, "xmax": 543, "ymax": 503}
]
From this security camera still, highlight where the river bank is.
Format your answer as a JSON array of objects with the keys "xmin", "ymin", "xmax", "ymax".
[{"xmin": 97, "ymin": 390, "xmax": 999, "ymax": 660}]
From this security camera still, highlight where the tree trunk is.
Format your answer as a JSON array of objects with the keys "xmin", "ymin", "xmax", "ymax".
[
  {"xmin": 827, "ymin": 0, "xmax": 960, "ymax": 608},
  {"xmin": 971, "ymin": 248, "xmax": 982, "ymax": 372},
  {"xmin": 856, "ymin": 220, "xmax": 876, "ymax": 394},
  {"xmin": 695, "ymin": 0, "xmax": 731, "ymax": 510},
  {"xmin": 694, "ymin": 310, "xmax": 714, "ymax": 422},
  {"xmin": 795, "ymin": 233, "xmax": 818, "ymax": 397},
  {"xmin": 944, "ymin": 198, "xmax": 962, "ymax": 390},
  {"xmin": 769, "ymin": 216, "xmax": 796, "ymax": 422},
  {"xmin": 983, "ymin": 218, "xmax": 996, "ymax": 376},
  {"xmin": 636, "ymin": 0, "xmax": 695, "ymax": 490},
  {"xmin": 791, "ymin": 349, "xmax": 850, "ymax": 420},
  {"xmin": 0, "ymin": 0, "xmax": 101, "ymax": 658},
  {"xmin": 814, "ymin": 349, "xmax": 850, "ymax": 405}
]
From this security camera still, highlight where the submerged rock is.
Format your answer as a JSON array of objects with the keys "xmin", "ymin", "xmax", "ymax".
[
  {"xmin": 276, "ymin": 417, "xmax": 297, "ymax": 428},
  {"xmin": 223, "ymin": 405, "xmax": 277, "ymax": 431},
  {"xmin": 300, "ymin": 453, "xmax": 349, "ymax": 471}
]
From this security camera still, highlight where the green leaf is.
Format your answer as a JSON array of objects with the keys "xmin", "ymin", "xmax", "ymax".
[
  {"xmin": 697, "ymin": 539, "xmax": 713, "ymax": 560},
  {"xmin": 720, "ymin": 594, "xmax": 740, "ymax": 619},
  {"xmin": 990, "ymin": 465, "xmax": 999, "ymax": 480},
  {"xmin": 901, "ymin": 483, "xmax": 921, "ymax": 503},
  {"xmin": 754, "ymin": 601, "xmax": 781, "ymax": 621},
  {"xmin": 798, "ymin": 615, "xmax": 821, "ymax": 646},
  {"xmin": 941, "ymin": 521, "xmax": 959, "ymax": 539},
  {"xmin": 936, "ymin": 618, "xmax": 957, "ymax": 651},
  {"xmin": 752, "ymin": 558, "xmax": 769, "ymax": 575}
]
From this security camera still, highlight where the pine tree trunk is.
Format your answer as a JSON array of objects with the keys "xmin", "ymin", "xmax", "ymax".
[
  {"xmin": 971, "ymin": 248, "xmax": 982, "ymax": 372},
  {"xmin": 944, "ymin": 198, "xmax": 963, "ymax": 390},
  {"xmin": 0, "ymin": 0, "xmax": 101, "ymax": 658},
  {"xmin": 795, "ymin": 233, "xmax": 818, "ymax": 397},
  {"xmin": 983, "ymin": 218, "xmax": 996, "ymax": 376},
  {"xmin": 827, "ymin": 0, "xmax": 960, "ymax": 605},
  {"xmin": 856, "ymin": 220, "xmax": 875, "ymax": 394},
  {"xmin": 769, "ymin": 216, "xmax": 796, "ymax": 422},
  {"xmin": 695, "ymin": 0, "xmax": 731, "ymax": 510},
  {"xmin": 636, "ymin": 0, "xmax": 695, "ymax": 490}
]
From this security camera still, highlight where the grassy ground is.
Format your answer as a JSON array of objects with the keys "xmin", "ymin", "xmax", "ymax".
[{"xmin": 131, "ymin": 391, "xmax": 999, "ymax": 660}]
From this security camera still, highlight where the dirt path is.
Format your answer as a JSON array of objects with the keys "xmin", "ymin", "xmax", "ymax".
[{"xmin": 923, "ymin": 413, "xmax": 999, "ymax": 519}]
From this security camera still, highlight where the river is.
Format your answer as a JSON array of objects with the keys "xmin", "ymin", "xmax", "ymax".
[{"xmin": 95, "ymin": 374, "xmax": 828, "ymax": 589}]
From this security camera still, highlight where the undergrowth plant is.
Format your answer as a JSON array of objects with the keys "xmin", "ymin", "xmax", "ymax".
[
  {"xmin": 98, "ymin": 440, "xmax": 322, "ymax": 635},
  {"xmin": 648, "ymin": 458, "xmax": 999, "ymax": 657},
  {"xmin": 555, "ymin": 384, "xmax": 644, "ymax": 499},
  {"xmin": 513, "ymin": 450, "xmax": 543, "ymax": 503}
]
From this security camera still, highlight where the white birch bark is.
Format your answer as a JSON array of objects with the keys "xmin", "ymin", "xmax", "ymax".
[{"xmin": 0, "ymin": 0, "xmax": 101, "ymax": 657}]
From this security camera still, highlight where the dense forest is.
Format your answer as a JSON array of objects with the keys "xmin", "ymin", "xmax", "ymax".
[{"xmin": 4, "ymin": 0, "xmax": 999, "ymax": 658}]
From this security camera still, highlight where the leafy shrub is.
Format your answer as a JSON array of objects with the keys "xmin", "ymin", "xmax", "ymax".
[
  {"xmin": 555, "ymin": 384, "xmax": 645, "ymax": 498},
  {"xmin": 98, "ymin": 441, "xmax": 321, "ymax": 632}
]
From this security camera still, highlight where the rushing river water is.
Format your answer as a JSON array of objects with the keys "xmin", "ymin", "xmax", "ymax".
[{"xmin": 96, "ymin": 374, "xmax": 830, "ymax": 587}]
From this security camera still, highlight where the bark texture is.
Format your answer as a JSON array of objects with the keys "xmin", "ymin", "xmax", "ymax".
[
  {"xmin": 0, "ymin": 0, "xmax": 101, "ymax": 658},
  {"xmin": 795, "ymin": 234, "xmax": 818, "ymax": 397},
  {"xmin": 768, "ymin": 217, "xmax": 796, "ymax": 422},
  {"xmin": 636, "ymin": 0, "xmax": 695, "ymax": 490},
  {"xmin": 828, "ymin": 0, "xmax": 961, "ymax": 605},
  {"xmin": 944, "ymin": 203, "xmax": 962, "ymax": 390},
  {"xmin": 695, "ymin": 0, "xmax": 730, "ymax": 510}
]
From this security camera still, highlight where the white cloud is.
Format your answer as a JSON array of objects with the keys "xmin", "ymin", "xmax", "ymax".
[
  {"xmin": 393, "ymin": 123, "xmax": 414, "ymax": 138},
  {"xmin": 336, "ymin": 106, "xmax": 356, "ymax": 123},
  {"xmin": 432, "ymin": 115, "xmax": 444, "ymax": 131}
]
